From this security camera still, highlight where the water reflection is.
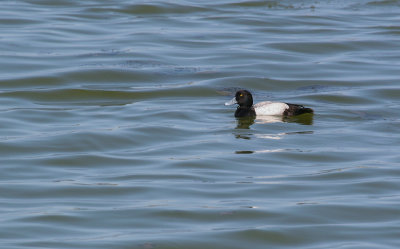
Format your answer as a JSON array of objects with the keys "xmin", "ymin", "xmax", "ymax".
[
  {"xmin": 283, "ymin": 114, "xmax": 314, "ymax": 125},
  {"xmin": 235, "ymin": 113, "xmax": 314, "ymax": 129},
  {"xmin": 233, "ymin": 114, "xmax": 314, "ymax": 144},
  {"xmin": 235, "ymin": 150, "xmax": 254, "ymax": 154},
  {"xmin": 235, "ymin": 117, "xmax": 255, "ymax": 129},
  {"xmin": 235, "ymin": 149, "xmax": 288, "ymax": 154}
]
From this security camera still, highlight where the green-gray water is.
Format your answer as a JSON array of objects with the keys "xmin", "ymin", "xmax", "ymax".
[{"xmin": 1, "ymin": 1, "xmax": 400, "ymax": 248}]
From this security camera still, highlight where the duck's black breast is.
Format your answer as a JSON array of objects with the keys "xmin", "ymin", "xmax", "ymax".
[{"xmin": 235, "ymin": 106, "xmax": 256, "ymax": 117}]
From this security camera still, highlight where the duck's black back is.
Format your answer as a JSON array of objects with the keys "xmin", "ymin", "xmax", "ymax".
[{"xmin": 284, "ymin": 104, "xmax": 314, "ymax": 116}]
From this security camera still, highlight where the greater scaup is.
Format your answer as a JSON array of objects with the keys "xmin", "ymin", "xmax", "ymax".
[{"xmin": 225, "ymin": 89, "xmax": 313, "ymax": 118}]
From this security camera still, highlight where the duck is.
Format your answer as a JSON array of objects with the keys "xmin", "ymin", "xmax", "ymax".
[{"xmin": 225, "ymin": 89, "xmax": 313, "ymax": 118}]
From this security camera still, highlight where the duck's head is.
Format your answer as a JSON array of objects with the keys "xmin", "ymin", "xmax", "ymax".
[{"xmin": 225, "ymin": 90, "xmax": 253, "ymax": 107}]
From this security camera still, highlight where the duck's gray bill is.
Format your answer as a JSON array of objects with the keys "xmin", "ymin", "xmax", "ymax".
[{"xmin": 225, "ymin": 97, "xmax": 237, "ymax": 106}]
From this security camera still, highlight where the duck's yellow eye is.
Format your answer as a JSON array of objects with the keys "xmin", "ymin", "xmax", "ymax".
[{"xmin": 239, "ymin": 94, "xmax": 243, "ymax": 97}]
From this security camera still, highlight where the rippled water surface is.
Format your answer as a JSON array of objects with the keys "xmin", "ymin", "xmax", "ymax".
[{"xmin": 1, "ymin": 1, "xmax": 400, "ymax": 248}]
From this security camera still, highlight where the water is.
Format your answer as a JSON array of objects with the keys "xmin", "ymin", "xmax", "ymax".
[{"xmin": 1, "ymin": 0, "xmax": 400, "ymax": 248}]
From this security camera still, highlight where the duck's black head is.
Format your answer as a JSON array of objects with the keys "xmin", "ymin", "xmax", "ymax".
[
  {"xmin": 225, "ymin": 89, "xmax": 256, "ymax": 117},
  {"xmin": 235, "ymin": 90, "xmax": 253, "ymax": 107}
]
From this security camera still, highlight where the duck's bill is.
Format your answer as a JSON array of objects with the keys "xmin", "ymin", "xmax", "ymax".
[{"xmin": 225, "ymin": 97, "xmax": 237, "ymax": 106}]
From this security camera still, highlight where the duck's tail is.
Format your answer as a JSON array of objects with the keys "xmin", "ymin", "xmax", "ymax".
[{"xmin": 284, "ymin": 104, "xmax": 314, "ymax": 116}]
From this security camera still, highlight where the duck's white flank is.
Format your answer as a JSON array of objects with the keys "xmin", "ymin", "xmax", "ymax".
[{"xmin": 253, "ymin": 101, "xmax": 289, "ymax": 116}]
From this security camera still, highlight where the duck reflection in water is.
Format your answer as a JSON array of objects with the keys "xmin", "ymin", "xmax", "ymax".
[
  {"xmin": 235, "ymin": 116, "xmax": 256, "ymax": 129},
  {"xmin": 234, "ymin": 113, "xmax": 314, "ymax": 142},
  {"xmin": 235, "ymin": 114, "xmax": 313, "ymax": 129}
]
